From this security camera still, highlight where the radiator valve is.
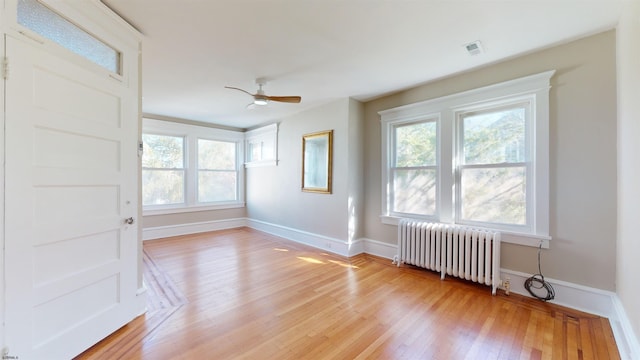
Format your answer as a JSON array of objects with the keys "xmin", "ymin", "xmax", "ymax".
[{"xmin": 503, "ymin": 278, "xmax": 511, "ymax": 295}]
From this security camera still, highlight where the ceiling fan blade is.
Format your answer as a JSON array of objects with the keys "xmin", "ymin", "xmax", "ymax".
[
  {"xmin": 265, "ymin": 95, "xmax": 302, "ymax": 103},
  {"xmin": 225, "ymin": 86, "xmax": 255, "ymax": 97}
]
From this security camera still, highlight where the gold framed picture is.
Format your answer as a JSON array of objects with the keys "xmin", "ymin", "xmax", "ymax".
[{"xmin": 302, "ymin": 130, "xmax": 333, "ymax": 194}]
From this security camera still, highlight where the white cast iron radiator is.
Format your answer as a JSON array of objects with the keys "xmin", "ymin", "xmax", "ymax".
[{"xmin": 393, "ymin": 219, "xmax": 502, "ymax": 295}]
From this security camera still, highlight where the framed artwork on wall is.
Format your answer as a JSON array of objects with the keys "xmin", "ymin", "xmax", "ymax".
[{"xmin": 302, "ymin": 130, "xmax": 333, "ymax": 194}]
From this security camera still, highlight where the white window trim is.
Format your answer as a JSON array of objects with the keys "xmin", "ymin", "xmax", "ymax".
[
  {"xmin": 244, "ymin": 123, "xmax": 279, "ymax": 167},
  {"xmin": 388, "ymin": 116, "xmax": 440, "ymax": 221},
  {"xmin": 454, "ymin": 97, "xmax": 534, "ymax": 234},
  {"xmin": 143, "ymin": 118, "xmax": 245, "ymax": 215},
  {"xmin": 379, "ymin": 70, "xmax": 555, "ymax": 247}
]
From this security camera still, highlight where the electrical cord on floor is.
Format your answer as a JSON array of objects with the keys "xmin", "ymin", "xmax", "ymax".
[{"xmin": 524, "ymin": 241, "xmax": 555, "ymax": 301}]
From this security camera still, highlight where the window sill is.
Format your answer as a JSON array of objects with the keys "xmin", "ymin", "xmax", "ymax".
[
  {"xmin": 380, "ymin": 215, "xmax": 550, "ymax": 248},
  {"xmin": 144, "ymin": 202, "xmax": 245, "ymax": 216},
  {"xmin": 245, "ymin": 159, "xmax": 278, "ymax": 168}
]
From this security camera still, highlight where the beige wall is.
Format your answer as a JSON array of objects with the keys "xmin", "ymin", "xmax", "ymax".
[
  {"xmin": 246, "ymin": 98, "xmax": 364, "ymax": 241},
  {"xmin": 347, "ymin": 98, "xmax": 365, "ymax": 241},
  {"xmin": 139, "ymin": 22, "xmax": 637, "ymax": 349},
  {"xmin": 142, "ymin": 31, "xmax": 621, "ymax": 295},
  {"xmin": 363, "ymin": 31, "xmax": 618, "ymax": 290},
  {"xmin": 143, "ymin": 207, "xmax": 247, "ymax": 229},
  {"xmin": 617, "ymin": 0, "xmax": 640, "ymax": 347}
]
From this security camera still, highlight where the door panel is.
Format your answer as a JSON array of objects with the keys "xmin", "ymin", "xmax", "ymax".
[
  {"xmin": 4, "ymin": 34, "xmax": 140, "ymax": 359},
  {"xmin": 33, "ymin": 68, "xmax": 122, "ymax": 127}
]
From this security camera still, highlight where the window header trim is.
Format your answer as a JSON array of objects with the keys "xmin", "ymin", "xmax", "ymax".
[
  {"xmin": 379, "ymin": 71, "xmax": 555, "ymax": 248},
  {"xmin": 379, "ymin": 70, "xmax": 555, "ymax": 122}
]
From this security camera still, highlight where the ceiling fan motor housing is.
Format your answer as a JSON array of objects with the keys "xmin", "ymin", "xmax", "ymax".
[
  {"xmin": 253, "ymin": 95, "xmax": 269, "ymax": 106},
  {"xmin": 225, "ymin": 79, "xmax": 301, "ymax": 106}
]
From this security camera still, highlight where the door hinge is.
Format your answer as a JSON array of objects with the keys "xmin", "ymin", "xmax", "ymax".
[{"xmin": 2, "ymin": 57, "xmax": 8, "ymax": 80}]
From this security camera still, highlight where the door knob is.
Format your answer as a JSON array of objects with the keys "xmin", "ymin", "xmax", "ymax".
[{"xmin": 124, "ymin": 217, "xmax": 135, "ymax": 225}]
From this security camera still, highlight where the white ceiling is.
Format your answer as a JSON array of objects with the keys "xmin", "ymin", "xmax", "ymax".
[{"xmin": 102, "ymin": 0, "xmax": 623, "ymax": 129}]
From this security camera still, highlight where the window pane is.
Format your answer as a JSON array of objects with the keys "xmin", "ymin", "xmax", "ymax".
[
  {"xmin": 248, "ymin": 142, "xmax": 260, "ymax": 162},
  {"xmin": 198, "ymin": 171, "xmax": 237, "ymax": 202},
  {"xmin": 463, "ymin": 107, "xmax": 525, "ymax": 165},
  {"xmin": 392, "ymin": 169, "xmax": 436, "ymax": 215},
  {"xmin": 198, "ymin": 139, "xmax": 236, "ymax": 170},
  {"xmin": 142, "ymin": 134, "xmax": 184, "ymax": 168},
  {"xmin": 461, "ymin": 167, "xmax": 526, "ymax": 224},
  {"xmin": 395, "ymin": 121, "xmax": 436, "ymax": 167},
  {"xmin": 17, "ymin": 0, "xmax": 121, "ymax": 73},
  {"xmin": 142, "ymin": 170, "xmax": 184, "ymax": 206}
]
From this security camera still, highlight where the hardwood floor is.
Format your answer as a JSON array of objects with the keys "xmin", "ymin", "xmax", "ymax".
[{"xmin": 77, "ymin": 227, "xmax": 620, "ymax": 359}]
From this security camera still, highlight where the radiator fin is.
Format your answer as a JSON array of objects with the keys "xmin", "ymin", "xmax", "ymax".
[{"xmin": 395, "ymin": 220, "xmax": 501, "ymax": 295}]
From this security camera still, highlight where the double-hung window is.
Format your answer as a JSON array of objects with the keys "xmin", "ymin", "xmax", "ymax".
[
  {"xmin": 142, "ymin": 134, "xmax": 185, "ymax": 206},
  {"xmin": 142, "ymin": 118, "xmax": 244, "ymax": 214},
  {"xmin": 457, "ymin": 103, "xmax": 529, "ymax": 228},
  {"xmin": 391, "ymin": 119, "xmax": 438, "ymax": 217},
  {"xmin": 197, "ymin": 139, "xmax": 237, "ymax": 203},
  {"xmin": 380, "ymin": 71, "xmax": 554, "ymax": 245}
]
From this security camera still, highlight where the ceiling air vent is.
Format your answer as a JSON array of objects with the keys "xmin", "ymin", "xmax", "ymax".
[{"xmin": 464, "ymin": 40, "xmax": 483, "ymax": 56}]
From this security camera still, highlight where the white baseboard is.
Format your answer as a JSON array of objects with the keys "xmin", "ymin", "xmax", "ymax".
[
  {"xmin": 501, "ymin": 271, "xmax": 640, "ymax": 359},
  {"xmin": 500, "ymin": 269, "xmax": 618, "ymax": 316},
  {"xmin": 142, "ymin": 218, "xmax": 248, "ymax": 240},
  {"xmin": 611, "ymin": 295, "xmax": 640, "ymax": 360},
  {"xmin": 142, "ymin": 219, "xmax": 638, "ymax": 359},
  {"xmin": 360, "ymin": 237, "xmax": 397, "ymax": 259},
  {"xmin": 246, "ymin": 218, "xmax": 363, "ymax": 257},
  {"xmin": 364, "ymin": 241, "xmax": 638, "ymax": 360},
  {"xmin": 501, "ymin": 269, "xmax": 640, "ymax": 359}
]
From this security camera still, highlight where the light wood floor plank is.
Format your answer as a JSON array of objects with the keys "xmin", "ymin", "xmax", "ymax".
[{"xmin": 76, "ymin": 227, "xmax": 620, "ymax": 359}]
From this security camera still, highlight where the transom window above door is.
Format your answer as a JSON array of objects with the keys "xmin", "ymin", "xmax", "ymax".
[{"xmin": 17, "ymin": 0, "xmax": 122, "ymax": 74}]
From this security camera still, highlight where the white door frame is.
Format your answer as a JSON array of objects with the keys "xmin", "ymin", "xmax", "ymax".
[{"xmin": 0, "ymin": 0, "xmax": 144, "ymax": 357}]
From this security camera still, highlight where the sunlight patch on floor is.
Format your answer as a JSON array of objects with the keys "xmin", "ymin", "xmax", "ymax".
[
  {"xmin": 328, "ymin": 260, "xmax": 359, "ymax": 269},
  {"xmin": 297, "ymin": 256, "xmax": 324, "ymax": 264}
]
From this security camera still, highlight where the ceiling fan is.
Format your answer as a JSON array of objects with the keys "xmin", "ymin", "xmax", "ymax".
[{"xmin": 225, "ymin": 79, "xmax": 301, "ymax": 107}]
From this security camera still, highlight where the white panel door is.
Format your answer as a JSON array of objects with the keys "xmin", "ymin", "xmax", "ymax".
[{"xmin": 4, "ymin": 34, "xmax": 140, "ymax": 359}]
